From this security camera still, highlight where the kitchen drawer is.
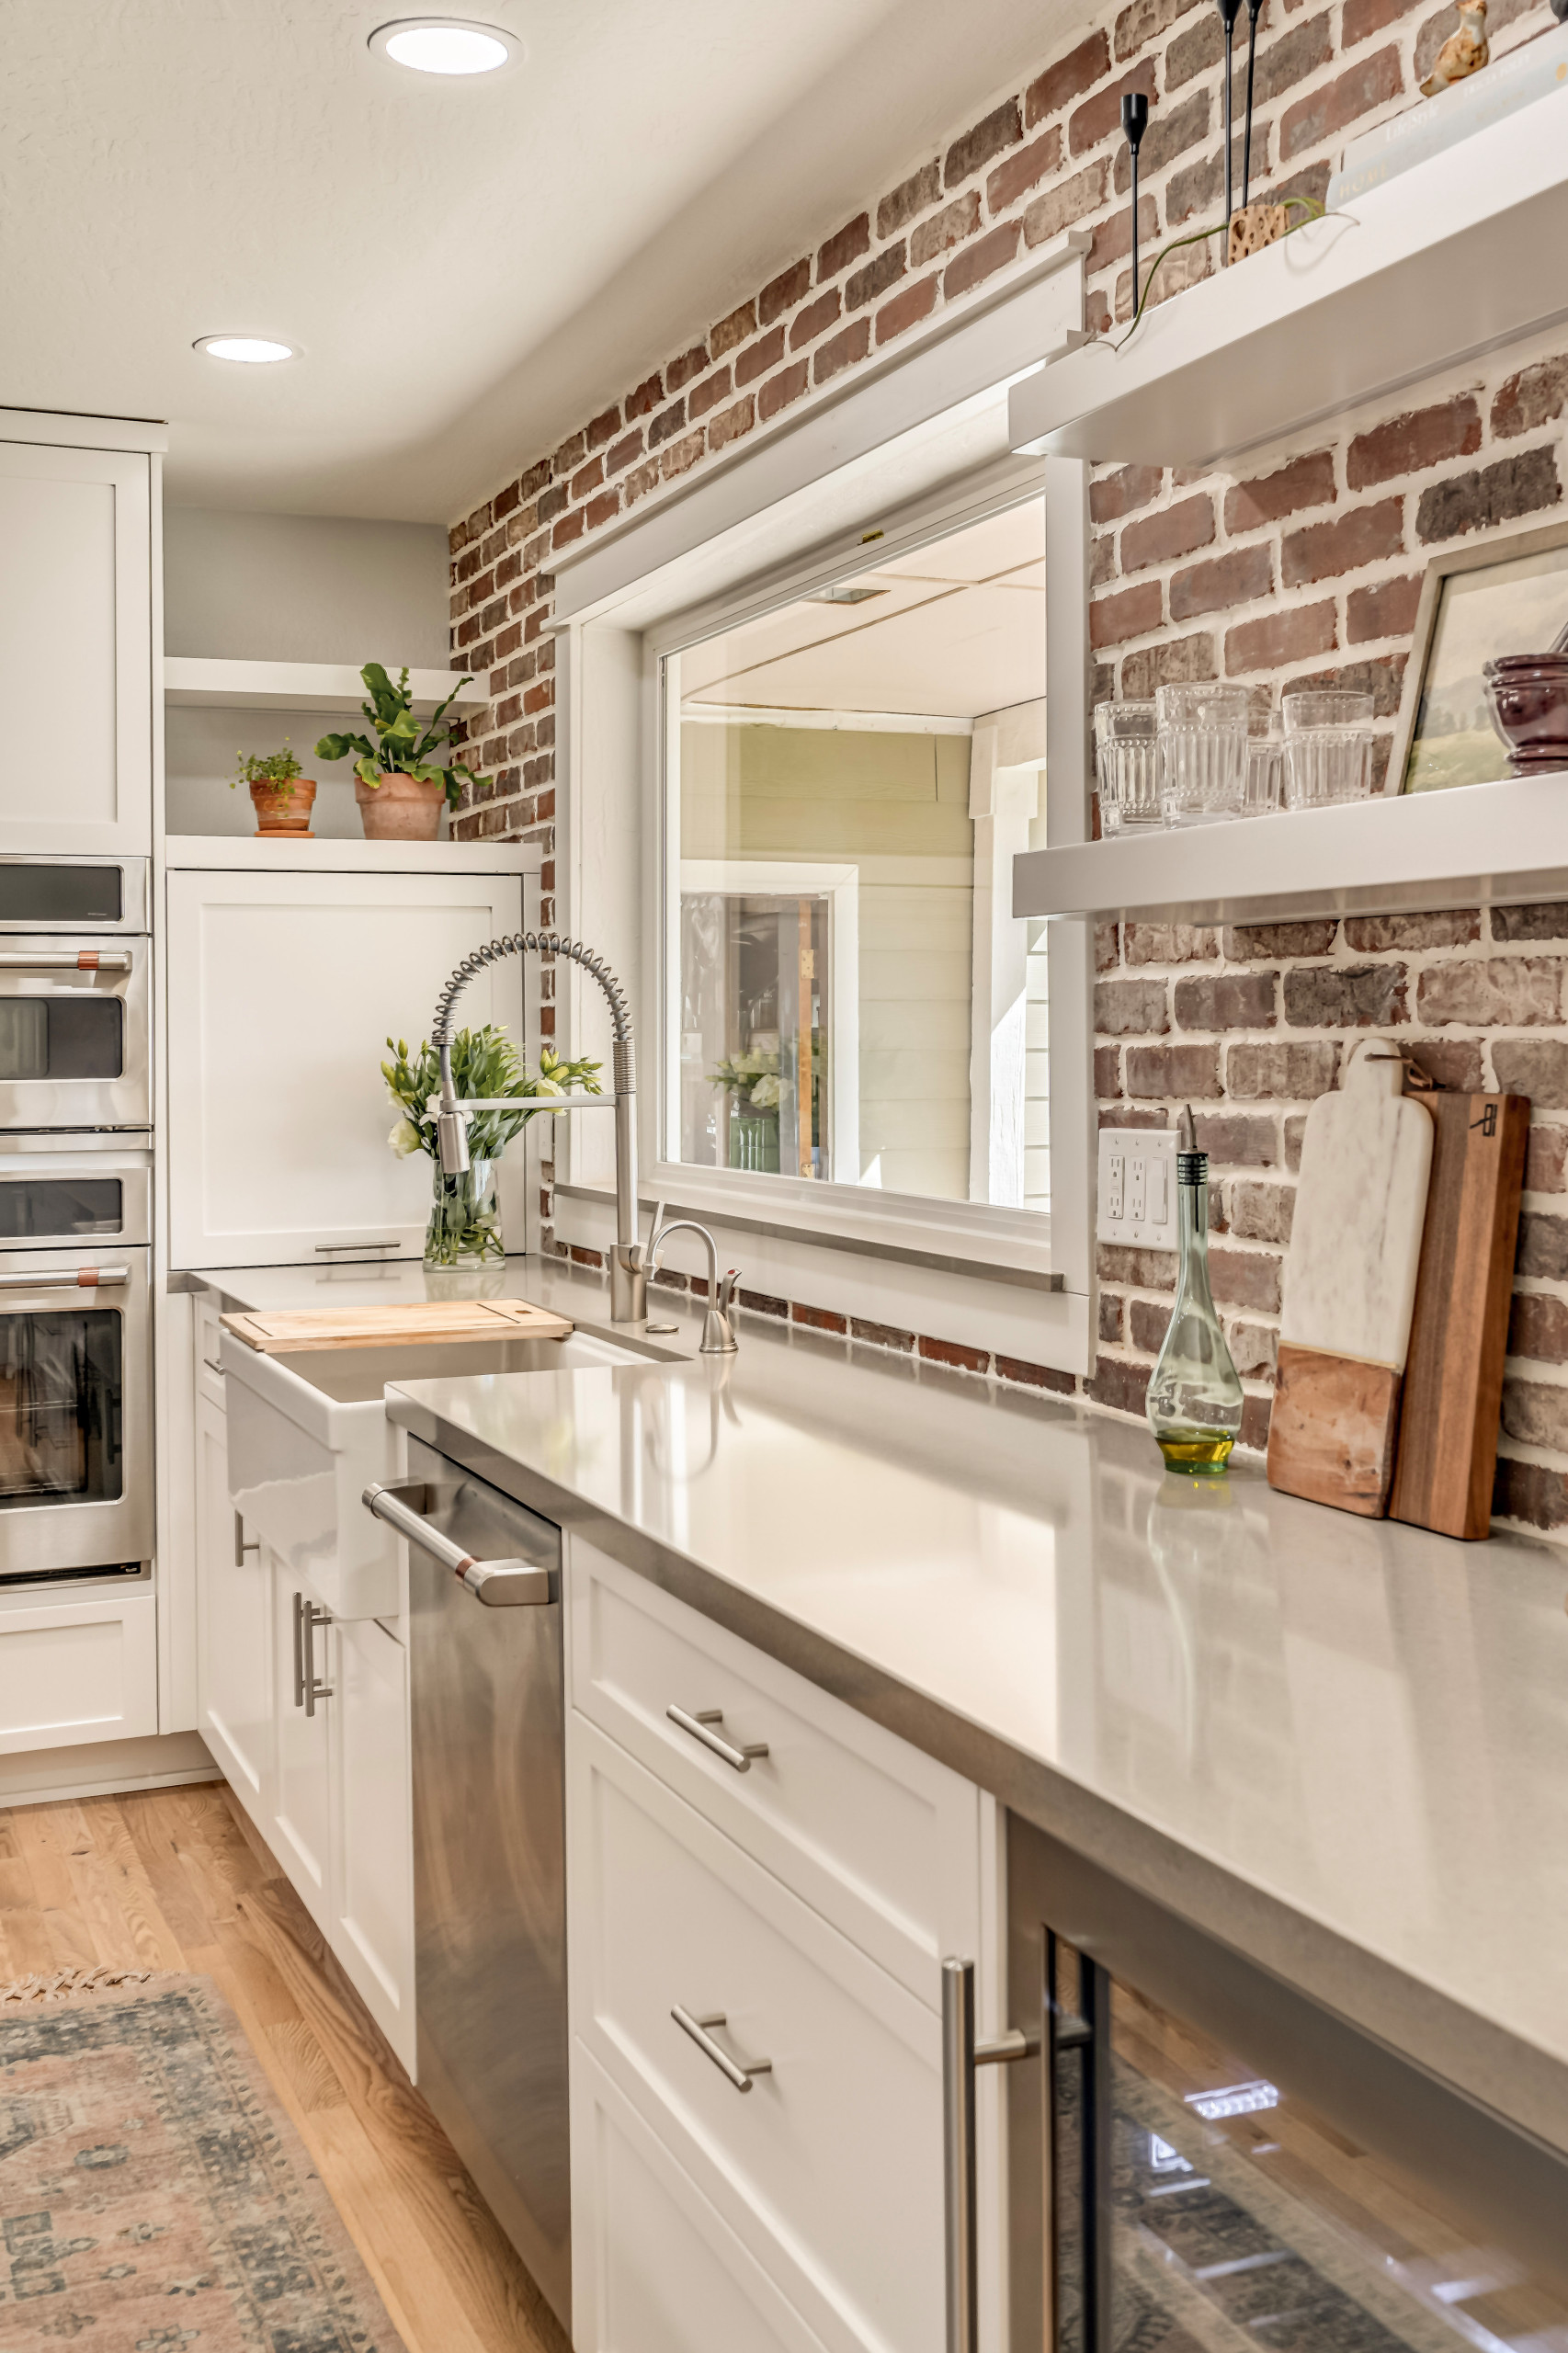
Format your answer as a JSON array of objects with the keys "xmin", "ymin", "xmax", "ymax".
[
  {"xmin": 568, "ymin": 1535, "xmax": 981, "ymax": 2006},
  {"xmin": 0, "ymin": 1586, "xmax": 157, "ymax": 1752},
  {"xmin": 569, "ymin": 1715, "xmax": 943, "ymax": 2353},
  {"xmin": 195, "ymin": 1290, "xmax": 227, "ymax": 1412},
  {"xmin": 572, "ymin": 2038, "xmax": 833, "ymax": 2353}
]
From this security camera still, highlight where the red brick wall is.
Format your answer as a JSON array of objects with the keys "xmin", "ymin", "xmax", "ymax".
[{"xmin": 450, "ymin": 0, "xmax": 1568, "ymax": 1538}]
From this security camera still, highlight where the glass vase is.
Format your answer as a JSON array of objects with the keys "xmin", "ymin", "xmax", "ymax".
[
  {"xmin": 1146, "ymin": 1137, "xmax": 1244, "ymax": 1472},
  {"xmin": 425, "ymin": 1158, "xmax": 505, "ymax": 1267},
  {"xmin": 729, "ymin": 1103, "xmax": 780, "ymax": 1172}
]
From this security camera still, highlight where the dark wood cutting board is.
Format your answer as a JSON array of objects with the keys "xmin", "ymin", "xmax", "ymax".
[{"xmin": 1389, "ymin": 1092, "xmax": 1529, "ymax": 1541}]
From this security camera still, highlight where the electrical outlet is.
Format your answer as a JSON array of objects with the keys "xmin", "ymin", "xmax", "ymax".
[{"xmin": 1097, "ymin": 1127, "xmax": 1178, "ymax": 1248}]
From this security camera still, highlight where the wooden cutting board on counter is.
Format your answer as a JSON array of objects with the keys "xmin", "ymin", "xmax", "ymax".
[
  {"xmin": 1389, "ymin": 1091, "xmax": 1529, "ymax": 1540},
  {"xmin": 1267, "ymin": 1037, "xmax": 1434, "ymax": 1517},
  {"xmin": 222, "ymin": 1299, "xmax": 574, "ymax": 1353}
]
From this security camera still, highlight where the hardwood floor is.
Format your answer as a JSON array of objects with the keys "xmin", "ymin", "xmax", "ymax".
[{"xmin": 0, "ymin": 1780, "xmax": 571, "ymax": 2353}]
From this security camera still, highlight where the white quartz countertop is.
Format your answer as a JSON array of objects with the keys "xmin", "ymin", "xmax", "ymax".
[
  {"xmin": 187, "ymin": 1253, "xmax": 1568, "ymax": 2152},
  {"xmin": 387, "ymin": 1289, "xmax": 1568, "ymax": 2159}
]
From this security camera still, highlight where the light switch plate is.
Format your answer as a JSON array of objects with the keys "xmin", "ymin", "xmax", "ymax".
[{"xmin": 1097, "ymin": 1127, "xmax": 1177, "ymax": 1248}]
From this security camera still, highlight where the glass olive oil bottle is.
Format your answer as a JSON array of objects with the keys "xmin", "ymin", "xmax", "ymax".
[{"xmin": 1146, "ymin": 1107, "xmax": 1244, "ymax": 1472}]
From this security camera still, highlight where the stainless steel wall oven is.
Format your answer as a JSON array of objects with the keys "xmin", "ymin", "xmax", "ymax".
[{"xmin": 0, "ymin": 856, "xmax": 151, "ymax": 1134}]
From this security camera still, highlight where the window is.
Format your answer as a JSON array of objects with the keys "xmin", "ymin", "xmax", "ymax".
[{"xmin": 662, "ymin": 498, "xmax": 1051, "ymax": 1217}]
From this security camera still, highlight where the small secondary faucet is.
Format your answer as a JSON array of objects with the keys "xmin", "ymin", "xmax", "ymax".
[
  {"xmin": 429, "ymin": 929, "xmax": 647, "ymax": 1324},
  {"xmin": 645, "ymin": 1219, "xmax": 740, "ymax": 1355}
]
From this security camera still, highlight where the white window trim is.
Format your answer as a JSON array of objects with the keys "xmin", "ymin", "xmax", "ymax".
[{"xmin": 551, "ymin": 243, "xmax": 1096, "ymax": 1373}]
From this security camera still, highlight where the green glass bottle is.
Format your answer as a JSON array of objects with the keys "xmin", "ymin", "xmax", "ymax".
[{"xmin": 1146, "ymin": 1107, "xmax": 1244, "ymax": 1473}]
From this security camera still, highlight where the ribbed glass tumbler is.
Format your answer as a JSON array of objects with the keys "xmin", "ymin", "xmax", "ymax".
[
  {"xmin": 1281, "ymin": 690, "xmax": 1376, "ymax": 810},
  {"xmin": 1155, "ymin": 684, "xmax": 1248, "ymax": 826},
  {"xmin": 1094, "ymin": 700, "xmax": 1161, "ymax": 832}
]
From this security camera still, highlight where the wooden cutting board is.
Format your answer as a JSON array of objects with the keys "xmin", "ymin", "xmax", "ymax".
[
  {"xmin": 222, "ymin": 1299, "xmax": 574, "ymax": 1353},
  {"xmin": 1389, "ymin": 1092, "xmax": 1528, "ymax": 1540},
  {"xmin": 1267, "ymin": 1037, "xmax": 1434, "ymax": 1517}
]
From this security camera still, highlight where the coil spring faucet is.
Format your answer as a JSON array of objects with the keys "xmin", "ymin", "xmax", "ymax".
[{"xmin": 432, "ymin": 930, "xmax": 646, "ymax": 1325}]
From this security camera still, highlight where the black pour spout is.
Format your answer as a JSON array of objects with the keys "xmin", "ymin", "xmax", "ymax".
[{"xmin": 1215, "ymin": 0, "xmax": 1243, "ymax": 241}]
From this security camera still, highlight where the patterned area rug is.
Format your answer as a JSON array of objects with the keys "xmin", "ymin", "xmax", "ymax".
[{"xmin": 0, "ymin": 1967, "xmax": 404, "ymax": 2348}]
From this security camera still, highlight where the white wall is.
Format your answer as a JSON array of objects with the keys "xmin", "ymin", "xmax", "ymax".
[{"xmin": 164, "ymin": 507, "xmax": 449, "ymax": 665}]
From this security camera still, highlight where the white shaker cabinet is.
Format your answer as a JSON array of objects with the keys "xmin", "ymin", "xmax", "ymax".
[
  {"xmin": 197, "ymin": 1395, "xmax": 274, "ymax": 1815},
  {"xmin": 0, "ymin": 433, "xmax": 155, "ymax": 856},
  {"xmin": 165, "ymin": 863, "xmax": 528, "ymax": 1267},
  {"xmin": 269, "ymin": 1551, "xmax": 335, "ymax": 1938},
  {"xmin": 330, "ymin": 1610, "xmax": 415, "ymax": 2065}
]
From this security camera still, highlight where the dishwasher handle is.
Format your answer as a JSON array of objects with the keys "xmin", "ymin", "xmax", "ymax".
[{"xmin": 362, "ymin": 1479, "xmax": 553, "ymax": 1607}]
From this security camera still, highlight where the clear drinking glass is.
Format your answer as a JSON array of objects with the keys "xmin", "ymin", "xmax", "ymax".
[
  {"xmin": 1244, "ymin": 720, "xmax": 1284, "ymax": 816},
  {"xmin": 1094, "ymin": 701, "xmax": 1161, "ymax": 832},
  {"xmin": 1281, "ymin": 689, "xmax": 1376, "ymax": 810},
  {"xmin": 1155, "ymin": 684, "xmax": 1248, "ymax": 826}
]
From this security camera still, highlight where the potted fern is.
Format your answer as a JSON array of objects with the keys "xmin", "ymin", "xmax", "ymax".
[
  {"xmin": 233, "ymin": 743, "xmax": 315, "ymax": 836},
  {"xmin": 317, "ymin": 664, "xmax": 489, "ymax": 842},
  {"xmin": 382, "ymin": 1024, "xmax": 602, "ymax": 1264}
]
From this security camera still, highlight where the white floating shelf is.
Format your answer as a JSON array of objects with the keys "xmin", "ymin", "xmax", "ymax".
[
  {"xmin": 165, "ymin": 836, "xmax": 542, "ymax": 874},
  {"xmin": 1013, "ymin": 772, "xmax": 1568, "ymax": 928},
  {"xmin": 1009, "ymin": 98, "xmax": 1568, "ymax": 467},
  {"xmin": 164, "ymin": 658, "xmax": 488, "ymax": 713}
]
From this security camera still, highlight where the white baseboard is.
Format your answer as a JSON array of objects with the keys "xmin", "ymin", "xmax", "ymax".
[{"xmin": 0, "ymin": 1731, "xmax": 220, "ymax": 1812}]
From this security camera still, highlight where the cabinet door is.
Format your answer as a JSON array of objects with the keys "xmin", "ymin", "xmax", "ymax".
[
  {"xmin": 572, "ymin": 2039, "xmax": 833, "ymax": 2353},
  {"xmin": 0, "ymin": 441, "xmax": 153, "ymax": 854},
  {"xmin": 165, "ymin": 869, "xmax": 526, "ymax": 1267},
  {"xmin": 269, "ymin": 1553, "xmax": 334, "ymax": 1935},
  {"xmin": 0, "ymin": 1588, "xmax": 157, "ymax": 1751},
  {"xmin": 330, "ymin": 1613, "xmax": 415, "ymax": 2075},
  {"xmin": 197, "ymin": 1395, "xmax": 274, "ymax": 1821}
]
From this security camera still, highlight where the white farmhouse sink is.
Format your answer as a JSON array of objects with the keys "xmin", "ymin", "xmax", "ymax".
[{"xmin": 222, "ymin": 1328, "xmax": 635, "ymax": 1620}]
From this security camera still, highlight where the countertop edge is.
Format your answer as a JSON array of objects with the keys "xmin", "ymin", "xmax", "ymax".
[{"xmin": 388, "ymin": 1387, "xmax": 1568, "ymax": 2164}]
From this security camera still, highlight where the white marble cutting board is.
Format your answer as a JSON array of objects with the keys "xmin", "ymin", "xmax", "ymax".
[{"xmin": 1279, "ymin": 1035, "xmax": 1434, "ymax": 1371}]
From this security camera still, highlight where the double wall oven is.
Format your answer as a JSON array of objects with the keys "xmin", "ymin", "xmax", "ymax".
[{"xmin": 0, "ymin": 856, "xmax": 152, "ymax": 1584}]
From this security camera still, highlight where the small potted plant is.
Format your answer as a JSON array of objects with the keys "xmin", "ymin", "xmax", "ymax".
[
  {"xmin": 382, "ymin": 1025, "xmax": 603, "ymax": 1265},
  {"xmin": 233, "ymin": 743, "xmax": 315, "ymax": 836},
  {"xmin": 317, "ymin": 664, "xmax": 489, "ymax": 842}
]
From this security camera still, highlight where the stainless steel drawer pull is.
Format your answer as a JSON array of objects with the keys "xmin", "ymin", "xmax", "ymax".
[
  {"xmin": 0, "ymin": 949, "xmax": 132, "ymax": 972},
  {"xmin": 362, "ymin": 1480, "xmax": 552, "ymax": 1607},
  {"xmin": 233, "ymin": 1512, "xmax": 258, "ymax": 1569},
  {"xmin": 315, "ymin": 1240, "xmax": 398, "ymax": 1253},
  {"xmin": 671, "ymin": 2006, "xmax": 772, "ymax": 2093},
  {"xmin": 293, "ymin": 1589, "xmax": 333, "ymax": 1715},
  {"xmin": 0, "ymin": 1266, "xmax": 129, "ymax": 1291},
  {"xmin": 203, "ymin": 1357, "xmax": 225, "ymax": 1377},
  {"xmin": 666, "ymin": 1705, "xmax": 768, "ymax": 1772},
  {"xmin": 942, "ymin": 1956, "xmax": 1039, "ymax": 2353}
]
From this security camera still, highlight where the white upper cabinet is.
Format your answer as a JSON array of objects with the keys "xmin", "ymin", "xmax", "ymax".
[
  {"xmin": 0, "ymin": 437, "xmax": 154, "ymax": 855},
  {"xmin": 165, "ymin": 863, "xmax": 527, "ymax": 1267}
]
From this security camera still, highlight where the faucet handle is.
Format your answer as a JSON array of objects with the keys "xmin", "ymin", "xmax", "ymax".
[{"xmin": 717, "ymin": 1269, "xmax": 741, "ymax": 1313}]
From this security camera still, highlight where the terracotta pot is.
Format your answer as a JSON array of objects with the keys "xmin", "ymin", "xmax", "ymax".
[
  {"xmin": 249, "ymin": 779, "xmax": 316, "ymax": 837},
  {"xmin": 1483, "ymin": 656, "xmax": 1568, "ymax": 777},
  {"xmin": 355, "ymin": 771, "xmax": 446, "ymax": 841}
]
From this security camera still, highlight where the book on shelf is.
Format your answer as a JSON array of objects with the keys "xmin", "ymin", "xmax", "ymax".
[{"xmin": 1326, "ymin": 20, "xmax": 1568, "ymax": 207}]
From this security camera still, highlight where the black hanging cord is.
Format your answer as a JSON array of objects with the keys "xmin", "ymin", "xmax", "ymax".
[
  {"xmin": 1216, "ymin": 0, "xmax": 1243, "ymax": 245},
  {"xmin": 1241, "ymin": 0, "xmax": 1263, "ymax": 210},
  {"xmin": 1120, "ymin": 93, "xmax": 1150, "ymax": 313}
]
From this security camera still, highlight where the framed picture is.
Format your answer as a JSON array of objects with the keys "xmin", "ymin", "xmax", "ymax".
[{"xmin": 1391, "ymin": 516, "xmax": 1568, "ymax": 793}]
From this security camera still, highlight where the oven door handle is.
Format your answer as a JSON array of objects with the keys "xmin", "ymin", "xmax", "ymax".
[
  {"xmin": 0, "ymin": 1267, "xmax": 130, "ymax": 1291},
  {"xmin": 0, "ymin": 950, "xmax": 132, "ymax": 973}
]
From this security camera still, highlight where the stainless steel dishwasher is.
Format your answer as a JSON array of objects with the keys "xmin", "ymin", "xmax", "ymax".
[{"xmin": 363, "ymin": 1431, "xmax": 570, "ymax": 2333}]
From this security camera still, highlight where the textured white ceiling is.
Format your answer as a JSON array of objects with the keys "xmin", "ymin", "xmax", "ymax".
[{"xmin": 0, "ymin": 0, "xmax": 1077, "ymax": 523}]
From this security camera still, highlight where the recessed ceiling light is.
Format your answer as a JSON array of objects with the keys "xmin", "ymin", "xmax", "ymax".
[
  {"xmin": 194, "ymin": 335, "xmax": 297, "ymax": 365},
  {"xmin": 369, "ymin": 17, "xmax": 517, "ymax": 74}
]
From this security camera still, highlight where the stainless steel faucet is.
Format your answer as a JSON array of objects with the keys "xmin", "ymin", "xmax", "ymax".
[
  {"xmin": 430, "ymin": 930, "xmax": 647, "ymax": 1324},
  {"xmin": 645, "ymin": 1218, "xmax": 740, "ymax": 1354}
]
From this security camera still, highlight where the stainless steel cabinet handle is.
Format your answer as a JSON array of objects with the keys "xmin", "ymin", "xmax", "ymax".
[
  {"xmin": 315, "ymin": 1240, "xmax": 398, "ymax": 1253},
  {"xmin": 0, "ymin": 1266, "xmax": 129, "ymax": 1291},
  {"xmin": 296, "ymin": 1592, "xmax": 333, "ymax": 1716},
  {"xmin": 942, "ymin": 1956, "xmax": 1039, "ymax": 2353},
  {"xmin": 671, "ymin": 2006, "xmax": 772, "ymax": 2093},
  {"xmin": 667, "ymin": 1705, "xmax": 768, "ymax": 1772},
  {"xmin": 0, "ymin": 949, "xmax": 132, "ymax": 972},
  {"xmin": 204, "ymin": 1357, "xmax": 226, "ymax": 1377},
  {"xmin": 233, "ymin": 1512, "xmax": 258, "ymax": 1569},
  {"xmin": 362, "ymin": 1480, "xmax": 552, "ymax": 1607}
]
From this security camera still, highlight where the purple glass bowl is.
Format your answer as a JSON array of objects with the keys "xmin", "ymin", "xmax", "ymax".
[{"xmin": 1483, "ymin": 656, "xmax": 1568, "ymax": 775}]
